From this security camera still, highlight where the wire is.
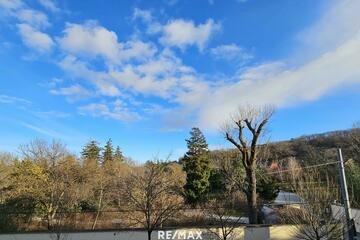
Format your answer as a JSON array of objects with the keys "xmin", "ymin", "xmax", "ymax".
[{"xmin": 267, "ymin": 160, "xmax": 339, "ymax": 175}]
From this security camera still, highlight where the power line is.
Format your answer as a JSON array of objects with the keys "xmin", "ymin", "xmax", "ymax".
[{"xmin": 267, "ymin": 160, "xmax": 339, "ymax": 175}]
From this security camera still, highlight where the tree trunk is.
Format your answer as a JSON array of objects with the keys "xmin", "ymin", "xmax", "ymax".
[
  {"xmin": 147, "ymin": 230, "xmax": 152, "ymax": 240},
  {"xmin": 92, "ymin": 188, "xmax": 103, "ymax": 230},
  {"xmin": 47, "ymin": 212, "xmax": 53, "ymax": 230},
  {"xmin": 246, "ymin": 167, "xmax": 258, "ymax": 224}
]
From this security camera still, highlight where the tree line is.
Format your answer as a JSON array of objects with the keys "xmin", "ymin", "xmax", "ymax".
[{"xmin": 0, "ymin": 106, "xmax": 360, "ymax": 240}]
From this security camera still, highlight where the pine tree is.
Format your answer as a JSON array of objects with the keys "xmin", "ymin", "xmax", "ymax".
[
  {"xmin": 113, "ymin": 146, "xmax": 124, "ymax": 162},
  {"xmin": 185, "ymin": 127, "xmax": 208, "ymax": 157},
  {"xmin": 183, "ymin": 127, "xmax": 210, "ymax": 204},
  {"xmin": 81, "ymin": 140, "xmax": 101, "ymax": 166},
  {"xmin": 102, "ymin": 139, "xmax": 113, "ymax": 165}
]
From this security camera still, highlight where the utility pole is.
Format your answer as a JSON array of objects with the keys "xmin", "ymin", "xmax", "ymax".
[{"xmin": 337, "ymin": 148, "xmax": 354, "ymax": 240}]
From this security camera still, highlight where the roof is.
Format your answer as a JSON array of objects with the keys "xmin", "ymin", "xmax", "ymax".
[{"xmin": 274, "ymin": 191, "xmax": 303, "ymax": 205}]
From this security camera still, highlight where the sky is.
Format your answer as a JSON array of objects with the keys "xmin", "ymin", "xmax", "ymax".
[{"xmin": 0, "ymin": 0, "xmax": 360, "ymax": 162}]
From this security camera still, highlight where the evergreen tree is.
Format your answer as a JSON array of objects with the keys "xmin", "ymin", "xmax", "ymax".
[
  {"xmin": 113, "ymin": 146, "xmax": 124, "ymax": 162},
  {"xmin": 185, "ymin": 127, "xmax": 208, "ymax": 157},
  {"xmin": 183, "ymin": 127, "xmax": 210, "ymax": 204},
  {"xmin": 81, "ymin": 140, "xmax": 101, "ymax": 166},
  {"xmin": 102, "ymin": 139, "xmax": 113, "ymax": 165}
]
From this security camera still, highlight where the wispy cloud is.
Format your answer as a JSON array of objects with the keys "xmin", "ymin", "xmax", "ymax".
[
  {"xmin": 37, "ymin": 0, "xmax": 60, "ymax": 12},
  {"xmin": 78, "ymin": 102, "xmax": 141, "ymax": 122},
  {"xmin": 210, "ymin": 43, "xmax": 253, "ymax": 64},
  {"xmin": 20, "ymin": 122, "xmax": 64, "ymax": 138},
  {"xmin": 0, "ymin": 94, "xmax": 31, "ymax": 104},
  {"xmin": 132, "ymin": 8, "xmax": 152, "ymax": 23},
  {"xmin": 33, "ymin": 110, "xmax": 70, "ymax": 119},
  {"xmin": 50, "ymin": 84, "xmax": 92, "ymax": 101}
]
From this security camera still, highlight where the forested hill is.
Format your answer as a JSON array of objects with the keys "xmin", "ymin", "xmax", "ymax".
[
  {"xmin": 209, "ymin": 128, "xmax": 360, "ymax": 167},
  {"xmin": 265, "ymin": 128, "xmax": 360, "ymax": 167}
]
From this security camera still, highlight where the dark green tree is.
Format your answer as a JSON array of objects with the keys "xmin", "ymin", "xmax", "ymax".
[
  {"xmin": 256, "ymin": 171, "xmax": 279, "ymax": 203},
  {"xmin": 81, "ymin": 140, "xmax": 101, "ymax": 166},
  {"xmin": 183, "ymin": 127, "xmax": 210, "ymax": 204},
  {"xmin": 208, "ymin": 168, "xmax": 227, "ymax": 196},
  {"xmin": 113, "ymin": 146, "xmax": 124, "ymax": 162},
  {"xmin": 102, "ymin": 139, "xmax": 113, "ymax": 165}
]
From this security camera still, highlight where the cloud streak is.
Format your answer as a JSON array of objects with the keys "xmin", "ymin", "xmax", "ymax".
[{"xmin": 0, "ymin": 94, "xmax": 31, "ymax": 104}]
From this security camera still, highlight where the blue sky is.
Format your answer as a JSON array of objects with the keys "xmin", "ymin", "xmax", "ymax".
[{"xmin": 0, "ymin": 0, "xmax": 360, "ymax": 162}]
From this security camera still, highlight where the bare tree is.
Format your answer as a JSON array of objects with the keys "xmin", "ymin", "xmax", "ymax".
[
  {"xmin": 90, "ymin": 162, "xmax": 121, "ymax": 230},
  {"xmin": 121, "ymin": 162, "xmax": 184, "ymax": 240},
  {"xmin": 280, "ymin": 171, "xmax": 343, "ymax": 240},
  {"xmin": 20, "ymin": 139, "xmax": 68, "ymax": 167},
  {"xmin": 274, "ymin": 157, "xmax": 302, "ymax": 190},
  {"xmin": 222, "ymin": 105, "xmax": 274, "ymax": 224},
  {"xmin": 202, "ymin": 195, "xmax": 241, "ymax": 240}
]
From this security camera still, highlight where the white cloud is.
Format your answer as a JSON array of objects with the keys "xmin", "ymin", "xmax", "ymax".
[
  {"xmin": 50, "ymin": 84, "xmax": 92, "ymax": 101},
  {"xmin": 120, "ymin": 40, "xmax": 157, "ymax": 62},
  {"xmin": 49, "ymin": 0, "xmax": 360, "ymax": 132},
  {"xmin": 0, "ymin": 0, "xmax": 51, "ymax": 29},
  {"xmin": 58, "ymin": 21, "xmax": 156, "ymax": 63},
  {"xmin": 58, "ymin": 21, "xmax": 121, "ymax": 62},
  {"xmin": 17, "ymin": 23, "xmax": 54, "ymax": 52},
  {"xmin": 20, "ymin": 122, "xmax": 64, "ymax": 138},
  {"xmin": 79, "ymin": 102, "xmax": 140, "ymax": 121},
  {"xmin": 59, "ymin": 55, "xmax": 121, "ymax": 97},
  {"xmin": 37, "ymin": 0, "xmax": 59, "ymax": 12},
  {"xmin": 210, "ymin": 43, "xmax": 253, "ymax": 63},
  {"xmin": 160, "ymin": 19, "xmax": 221, "ymax": 50},
  {"xmin": 16, "ymin": 8, "xmax": 49, "ymax": 28},
  {"xmin": 33, "ymin": 110, "xmax": 70, "ymax": 118},
  {"xmin": 198, "ymin": 30, "xmax": 360, "ymax": 129},
  {"xmin": 0, "ymin": 94, "xmax": 31, "ymax": 104},
  {"xmin": 110, "ymin": 65, "xmax": 178, "ymax": 98},
  {"xmin": 132, "ymin": 8, "xmax": 152, "ymax": 23},
  {"xmin": 0, "ymin": 0, "xmax": 23, "ymax": 11},
  {"xmin": 110, "ymin": 49, "xmax": 197, "ymax": 98},
  {"xmin": 297, "ymin": 0, "xmax": 360, "ymax": 59},
  {"xmin": 58, "ymin": 44, "xmax": 199, "ymax": 100}
]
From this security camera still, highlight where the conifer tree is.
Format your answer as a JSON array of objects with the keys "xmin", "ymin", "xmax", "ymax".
[
  {"xmin": 113, "ymin": 146, "xmax": 124, "ymax": 162},
  {"xmin": 183, "ymin": 127, "xmax": 210, "ymax": 204},
  {"xmin": 81, "ymin": 140, "xmax": 101, "ymax": 166},
  {"xmin": 102, "ymin": 139, "xmax": 113, "ymax": 165}
]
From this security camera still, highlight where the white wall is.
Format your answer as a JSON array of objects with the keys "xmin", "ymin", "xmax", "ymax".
[
  {"xmin": 0, "ymin": 226, "xmax": 300, "ymax": 240},
  {"xmin": 0, "ymin": 231, "xmax": 148, "ymax": 240}
]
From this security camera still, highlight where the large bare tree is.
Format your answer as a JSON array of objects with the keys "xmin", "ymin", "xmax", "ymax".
[
  {"xmin": 121, "ymin": 162, "xmax": 184, "ymax": 240},
  {"xmin": 222, "ymin": 105, "xmax": 274, "ymax": 224}
]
